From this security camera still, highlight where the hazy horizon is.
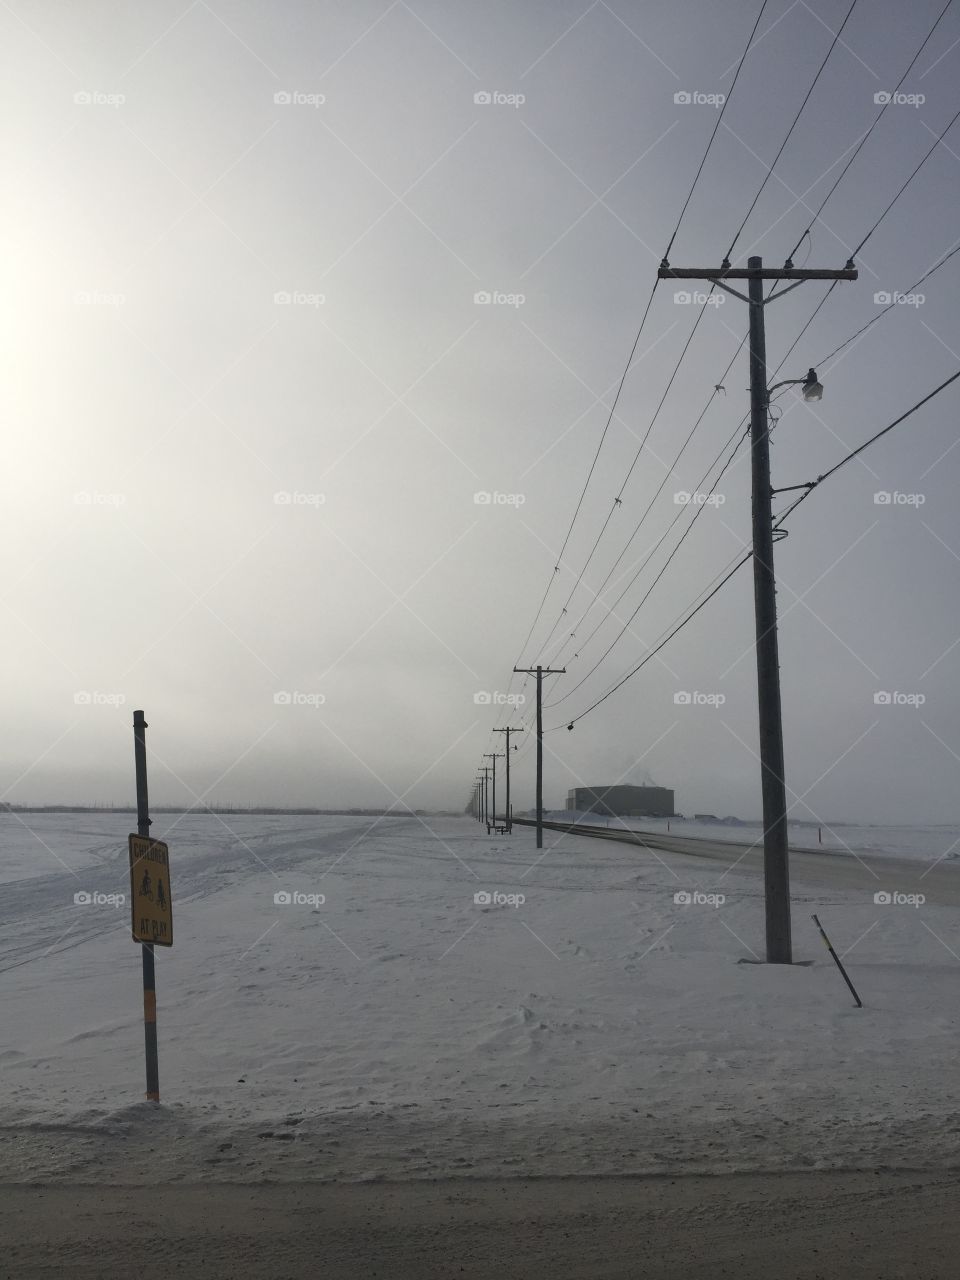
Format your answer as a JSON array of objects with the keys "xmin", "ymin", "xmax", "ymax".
[{"xmin": 5, "ymin": 0, "xmax": 960, "ymax": 824}]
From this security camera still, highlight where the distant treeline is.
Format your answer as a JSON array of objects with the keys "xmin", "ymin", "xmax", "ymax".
[{"xmin": 0, "ymin": 804, "xmax": 460, "ymax": 817}]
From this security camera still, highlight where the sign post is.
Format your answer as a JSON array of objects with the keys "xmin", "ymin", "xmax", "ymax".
[{"xmin": 130, "ymin": 710, "xmax": 172, "ymax": 1102}]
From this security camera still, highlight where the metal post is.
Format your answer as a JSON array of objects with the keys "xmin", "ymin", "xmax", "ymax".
[
  {"xmin": 748, "ymin": 256, "xmax": 792, "ymax": 964},
  {"xmin": 133, "ymin": 710, "xmax": 160, "ymax": 1102}
]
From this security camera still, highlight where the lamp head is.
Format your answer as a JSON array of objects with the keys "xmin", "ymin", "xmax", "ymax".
[{"xmin": 802, "ymin": 368, "xmax": 823, "ymax": 402}]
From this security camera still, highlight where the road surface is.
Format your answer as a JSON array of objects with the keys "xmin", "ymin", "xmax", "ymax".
[
  {"xmin": 515, "ymin": 818, "xmax": 960, "ymax": 904},
  {"xmin": 2, "ymin": 1170, "xmax": 957, "ymax": 1278}
]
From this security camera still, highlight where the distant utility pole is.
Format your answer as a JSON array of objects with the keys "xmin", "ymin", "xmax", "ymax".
[
  {"xmin": 479, "ymin": 767, "xmax": 490, "ymax": 825},
  {"xmin": 513, "ymin": 664, "xmax": 565, "ymax": 849},
  {"xmin": 657, "ymin": 253, "xmax": 857, "ymax": 964},
  {"xmin": 493, "ymin": 727, "xmax": 524, "ymax": 834},
  {"xmin": 483, "ymin": 752, "xmax": 504, "ymax": 829}
]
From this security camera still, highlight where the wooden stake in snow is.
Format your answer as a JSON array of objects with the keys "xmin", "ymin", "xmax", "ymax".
[{"xmin": 811, "ymin": 913, "xmax": 862, "ymax": 1008}]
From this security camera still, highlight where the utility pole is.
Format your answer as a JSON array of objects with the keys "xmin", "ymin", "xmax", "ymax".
[
  {"xmin": 513, "ymin": 665, "xmax": 565, "ymax": 849},
  {"xmin": 483, "ymin": 752, "xmax": 504, "ymax": 829},
  {"xmin": 479, "ymin": 767, "xmax": 490, "ymax": 825},
  {"xmin": 132, "ymin": 710, "xmax": 159, "ymax": 1102},
  {"xmin": 657, "ymin": 254, "xmax": 857, "ymax": 963},
  {"xmin": 493, "ymin": 727, "xmax": 524, "ymax": 834}
]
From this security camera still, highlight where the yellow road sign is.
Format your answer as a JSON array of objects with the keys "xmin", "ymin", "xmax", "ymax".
[{"xmin": 128, "ymin": 835, "xmax": 173, "ymax": 947}]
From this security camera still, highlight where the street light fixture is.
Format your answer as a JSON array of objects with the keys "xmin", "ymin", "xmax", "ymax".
[
  {"xmin": 767, "ymin": 368, "xmax": 823, "ymax": 403},
  {"xmin": 802, "ymin": 368, "xmax": 823, "ymax": 401}
]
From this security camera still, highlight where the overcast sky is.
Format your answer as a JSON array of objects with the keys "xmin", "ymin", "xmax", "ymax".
[{"xmin": 4, "ymin": 0, "xmax": 960, "ymax": 822}]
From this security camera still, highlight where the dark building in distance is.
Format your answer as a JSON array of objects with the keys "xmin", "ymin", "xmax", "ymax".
[{"xmin": 566, "ymin": 784, "xmax": 674, "ymax": 818}]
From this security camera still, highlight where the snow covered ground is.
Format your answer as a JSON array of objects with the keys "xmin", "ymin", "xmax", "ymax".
[
  {"xmin": 548, "ymin": 811, "xmax": 960, "ymax": 863},
  {"xmin": 1, "ymin": 811, "xmax": 958, "ymax": 1183}
]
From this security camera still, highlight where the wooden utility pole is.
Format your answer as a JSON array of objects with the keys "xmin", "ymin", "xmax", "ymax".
[
  {"xmin": 657, "ymin": 255, "xmax": 857, "ymax": 963},
  {"xmin": 132, "ymin": 710, "xmax": 159, "ymax": 1101},
  {"xmin": 483, "ymin": 752, "xmax": 504, "ymax": 829},
  {"xmin": 493, "ymin": 727, "xmax": 524, "ymax": 833},
  {"xmin": 513, "ymin": 665, "xmax": 565, "ymax": 848}
]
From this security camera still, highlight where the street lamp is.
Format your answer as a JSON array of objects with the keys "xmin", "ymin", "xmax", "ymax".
[
  {"xmin": 767, "ymin": 368, "xmax": 823, "ymax": 403},
  {"xmin": 802, "ymin": 368, "xmax": 823, "ymax": 401}
]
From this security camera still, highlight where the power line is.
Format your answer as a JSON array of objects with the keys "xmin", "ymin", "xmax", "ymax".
[
  {"xmin": 544, "ymin": 334, "xmax": 749, "ymax": 670},
  {"xmin": 552, "ymin": 552, "xmax": 754, "ymax": 730},
  {"xmin": 663, "ymin": 0, "xmax": 773, "ymax": 260},
  {"xmin": 724, "ymin": 0, "xmax": 861, "ymax": 260},
  {"xmin": 554, "ymin": 370, "xmax": 960, "ymax": 731},
  {"xmin": 542, "ymin": 276, "xmax": 851, "ymax": 696},
  {"xmin": 512, "ymin": 3, "xmax": 955, "ymax": 726},
  {"xmin": 531, "ymin": 294, "xmax": 719, "ymax": 661},
  {"xmin": 512, "ymin": 278, "xmax": 662, "ymax": 666},
  {"xmin": 817, "ymin": 240, "xmax": 960, "ymax": 366},
  {"xmin": 778, "ymin": 0, "xmax": 954, "ymax": 269},
  {"xmin": 774, "ymin": 369, "xmax": 960, "ymax": 527},
  {"xmin": 531, "ymin": 1, "xmax": 858, "ymax": 670},
  {"xmin": 850, "ymin": 101, "xmax": 960, "ymax": 259},
  {"xmin": 545, "ymin": 420, "xmax": 750, "ymax": 707},
  {"xmin": 594, "ymin": 230, "xmax": 960, "ymax": 693},
  {"xmin": 515, "ymin": 0, "xmax": 775, "ymax": 670},
  {"xmin": 552, "ymin": 3, "xmax": 955, "ymax": 669},
  {"xmin": 544, "ymin": 264, "xmax": 856, "ymax": 703},
  {"xmin": 542, "ymin": 260, "xmax": 869, "ymax": 708}
]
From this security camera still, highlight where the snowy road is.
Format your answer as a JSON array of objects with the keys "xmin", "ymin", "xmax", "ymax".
[
  {"xmin": 3, "ymin": 1170, "xmax": 959, "ymax": 1279},
  {"xmin": 520, "ymin": 818, "xmax": 960, "ymax": 903},
  {"xmin": 1, "ymin": 812, "xmax": 958, "ymax": 1184}
]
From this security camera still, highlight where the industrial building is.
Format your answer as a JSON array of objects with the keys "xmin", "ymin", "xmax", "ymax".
[{"xmin": 566, "ymin": 784, "xmax": 674, "ymax": 818}]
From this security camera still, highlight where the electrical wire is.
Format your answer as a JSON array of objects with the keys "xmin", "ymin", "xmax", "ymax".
[
  {"xmin": 724, "ymin": 0, "xmax": 860, "ymax": 260},
  {"xmin": 817, "ymin": 240, "xmax": 960, "ymax": 366},
  {"xmin": 553, "ymin": 233, "xmax": 960, "ymax": 710},
  {"xmin": 850, "ymin": 102, "xmax": 960, "ymax": 259},
  {"xmin": 512, "ymin": 278, "xmax": 661, "ymax": 667},
  {"xmin": 555, "ymin": 370, "xmax": 960, "ymax": 731},
  {"xmin": 555, "ymin": 1, "xmax": 955, "ymax": 668},
  {"xmin": 779, "ymin": 0, "xmax": 954, "ymax": 270},
  {"xmin": 493, "ymin": 2, "xmax": 957, "ymax": 772},
  {"xmin": 551, "ymin": 551, "xmax": 754, "ymax": 730},
  {"xmin": 532, "ymin": 0, "xmax": 861, "ymax": 672},
  {"xmin": 773, "ymin": 369, "xmax": 960, "ymax": 528},
  {"xmin": 545, "ymin": 334, "xmax": 749, "ymax": 670},
  {"xmin": 545, "ymin": 271, "xmax": 848, "ymax": 705},
  {"xmin": 663, "ymin": 0, "xmax": 772, "ymax": 260},
  {"xmin": 530, "ymin": 294, "xmax": 719, "ymax": 661},
  {"xmin": 545, "ymin": 420, "xmax": 750, "ymax": 706},
  {"xmin": 514, "ymin": 0, "xmax": 775, "ymax": 672}
]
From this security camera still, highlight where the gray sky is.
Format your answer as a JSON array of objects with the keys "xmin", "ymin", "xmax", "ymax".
[{"xmin": 4, "ymin": 0, "xmax": 960, "ymax": 822}]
